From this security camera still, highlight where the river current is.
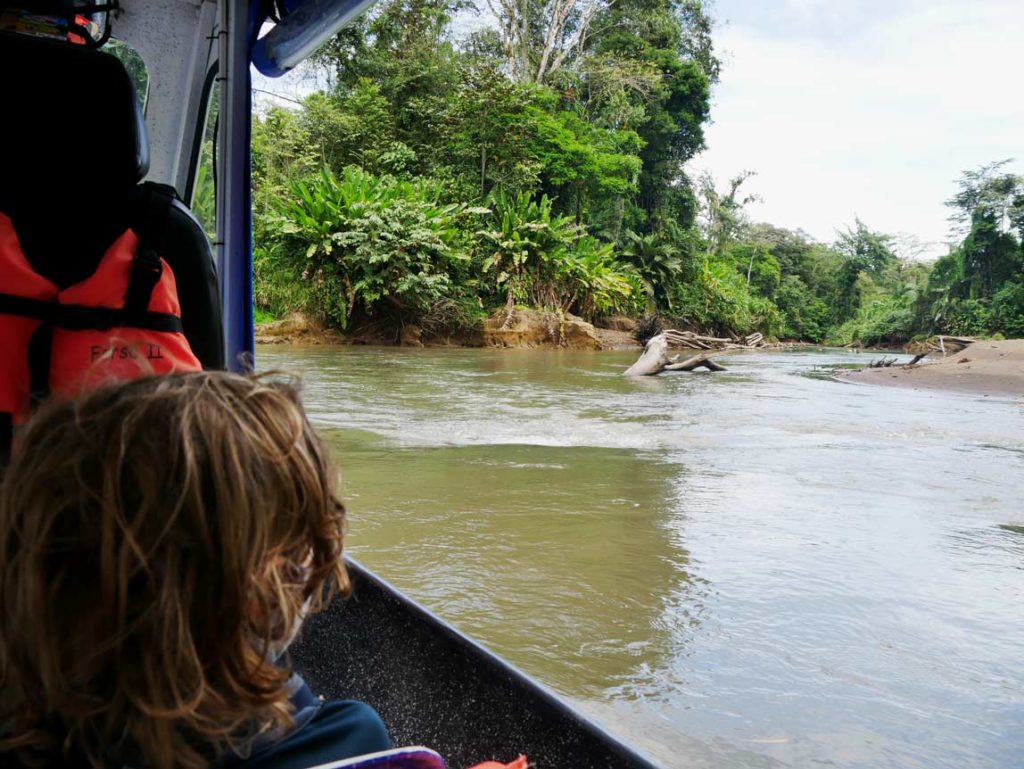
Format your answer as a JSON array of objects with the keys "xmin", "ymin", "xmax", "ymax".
[{"xmin": 258, "ymin": 345, "xmax": 1023, "ymax": 769}]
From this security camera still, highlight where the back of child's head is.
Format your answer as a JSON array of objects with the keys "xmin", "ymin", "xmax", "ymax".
[{"xmin": 0, "ymin": 371, "xmax": 349, "ymax": 769}]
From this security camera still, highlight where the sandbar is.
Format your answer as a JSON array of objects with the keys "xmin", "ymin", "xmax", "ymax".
[{"xmin": 838, "ymin": 339, "xmax": 1024, "ymax": 397}]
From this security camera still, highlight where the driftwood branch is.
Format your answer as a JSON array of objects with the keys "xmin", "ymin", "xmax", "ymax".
[
  {"xmin": 664, "ymin": 352, "xmax": 727, "ymax": 372},
  {"xmin": 868, "ymin": 356, "xmax": 899, "ymax": 368},
  {"xmin": 625, "ymin": 328, "xmax": 762, "ymax": 376},
  {"xmin": 932, "ymin": 335, "xmax": 974, "ymax": 356},
  {"xmin": 904, "ymin": 335, "xmax": 975, "ymax": 358}
]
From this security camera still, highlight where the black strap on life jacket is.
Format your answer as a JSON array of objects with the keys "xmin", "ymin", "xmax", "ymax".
[
  {"xmin": 124, "ymin": 182, "xmax": 175, "ymax": 316},
  {"xmin": 0, "ymin": 295, "xmax": 185, "ymax": 333},
  {"xmin": 56, "ymin": 305, "xmax": 184, "ymax": 332}
]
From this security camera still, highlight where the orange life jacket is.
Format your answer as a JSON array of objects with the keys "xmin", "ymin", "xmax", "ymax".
[{"xmin": 0, "ymin": 211, "xmax": 201, "ymax": 447}]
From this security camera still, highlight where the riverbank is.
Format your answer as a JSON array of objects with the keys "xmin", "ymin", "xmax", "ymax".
[
  {"xmin": 839, "ymin": 339, "xmax": 1024, "ymax": 396},
  {"xmin": 255, "ymin": 310, "xmax": 644, "ymax": 350}
]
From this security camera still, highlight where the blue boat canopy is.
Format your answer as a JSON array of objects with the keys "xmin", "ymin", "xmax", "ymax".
[{"xmin": 251, "ymin": 0, "xmax": 379, "ymax": 77}]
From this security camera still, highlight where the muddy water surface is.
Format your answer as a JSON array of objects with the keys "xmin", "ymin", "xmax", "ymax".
[{"xmin": 259, "ymin": 346, "xmax": 1024, "ymax": 769}]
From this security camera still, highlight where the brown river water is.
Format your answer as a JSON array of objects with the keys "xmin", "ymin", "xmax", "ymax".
[{"xmin": 257, "ymin": 345, "xmax": 1023, "ymax": 769}]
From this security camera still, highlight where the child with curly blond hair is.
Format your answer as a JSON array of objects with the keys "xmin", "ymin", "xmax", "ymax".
[{"xmin": 0, "ymin": 372, "xmax": 391, "ymax": 769}]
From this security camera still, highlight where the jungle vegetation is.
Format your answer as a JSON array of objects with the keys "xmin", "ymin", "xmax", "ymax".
[{"xmin": 247, "ymin": 0, "xmax": 1024, "ymax": 346}]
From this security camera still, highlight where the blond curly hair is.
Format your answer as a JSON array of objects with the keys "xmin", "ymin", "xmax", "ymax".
[{"xmin": 0, "ymin": 372, "xmax": 349, "ymax": 769}]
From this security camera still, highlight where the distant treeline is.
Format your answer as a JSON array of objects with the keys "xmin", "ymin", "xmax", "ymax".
[{"xmin": 249, "ymin": 0, "xmax": 1024, "ymax": 345}]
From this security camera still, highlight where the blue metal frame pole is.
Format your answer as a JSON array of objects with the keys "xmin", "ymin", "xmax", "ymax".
[{"xmin": 216, "ymin": 0, "xmax": 255, "ymax": 370}]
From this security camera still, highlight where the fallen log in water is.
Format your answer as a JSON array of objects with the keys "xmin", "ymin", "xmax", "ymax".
[
  {"xmin": 664, "ymin": 352, "xmax": 728, "ymax": 372},
  {"xmin": 625, "ymin": 330, "xmax": 743, "ymax": 375}
]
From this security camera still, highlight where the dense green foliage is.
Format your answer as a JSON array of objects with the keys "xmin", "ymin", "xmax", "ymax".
[
  {"xmin": 251, "ymin": 0, "xmax": 1024, "ymax": 346},
  {"xmin": 263, "ymin": 167, "xmax": 470, "ymax": 330}
]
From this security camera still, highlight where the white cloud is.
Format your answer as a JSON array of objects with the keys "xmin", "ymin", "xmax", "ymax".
[{"xmin": 691, "ymin": 0, "xmax": 1024, "ymax": 259}]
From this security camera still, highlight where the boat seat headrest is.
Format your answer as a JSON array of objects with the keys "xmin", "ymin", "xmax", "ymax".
[{"xmin": 0, "ymin": 32, "xmax": 148, "ymax": 211}]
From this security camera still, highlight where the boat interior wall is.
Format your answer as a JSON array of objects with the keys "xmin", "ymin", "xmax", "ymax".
[
  {"xmin": 0, "ymin": 32, "xmax": 225, "ymax": 368},
  {"xmin": 113, "ymin": 0, "xmax": 218, "ymax": 193}
]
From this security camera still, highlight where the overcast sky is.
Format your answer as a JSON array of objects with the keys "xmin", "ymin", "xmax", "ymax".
[{"xmin": 693, "ymin": 0, "xmax": 1024, "ymax": 259}]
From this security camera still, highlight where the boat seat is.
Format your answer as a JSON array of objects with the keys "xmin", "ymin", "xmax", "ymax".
[{"xmin": 0, "ymin": 31, "xmax": 224, "ymax": 369}]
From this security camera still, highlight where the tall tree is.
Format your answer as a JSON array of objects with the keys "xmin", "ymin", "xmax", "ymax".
[
  {"xmin": 939, "ymin": 161, "xmax": 1024, "ymax": 304},
  {"xmin": 697, "ymin": 170, "xmax": 758, "ymax": 258},
  {"xmin": 831, "ymin": 219, "xmax": 897, "ymax": 322},
  {"xmin": 946, "ymin": 159, "xmax": 1024, "ymax": 239},
  {"xmin": 589, "ymin": 0, "xmax": 714, "ymax": 229},
  {"xmin": 484, "ymin": 0, "xmax": 607, "ymax": 83}
]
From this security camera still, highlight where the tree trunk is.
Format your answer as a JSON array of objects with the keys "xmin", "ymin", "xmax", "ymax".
[{"xmin": 480, "ymin": 145, "xmax": 487, "ymax": 195}]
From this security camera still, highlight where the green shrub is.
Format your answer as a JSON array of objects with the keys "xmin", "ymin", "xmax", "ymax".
[
  {"xmin": 253, "ymin": 307, "xmax": 276, "ymax": 324},
  {"xmin": 827, "ymin": 294, "xmax": 916, "ymax": 347},
  {"xmin": 666, "ymin": 259, "xmax": 783, "ymax": 337},
  {"xmin": 254, "ymin": 244, "xmax": 310, "ymax": 321},
  {"xmin": 988, "ymin": 280, "xmax": 1024, "ymax": 337},
  {"xmin": 478, "ymin": 191, "xmax": 641, "ymax": 320},
  {"xmin": 775, "ymin": 275, "xmax": 830, "ymax": 341},
  {"xmin": 942, "ymin": 298, "xmax": 990, "ymax": 336},
  {"xmin": 267, "ymin": 166, "xmax": 471, "ymax": 330},
  {"xmin": 620, "ymin": 230, "xmax": 683, "ymax": 312}
]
